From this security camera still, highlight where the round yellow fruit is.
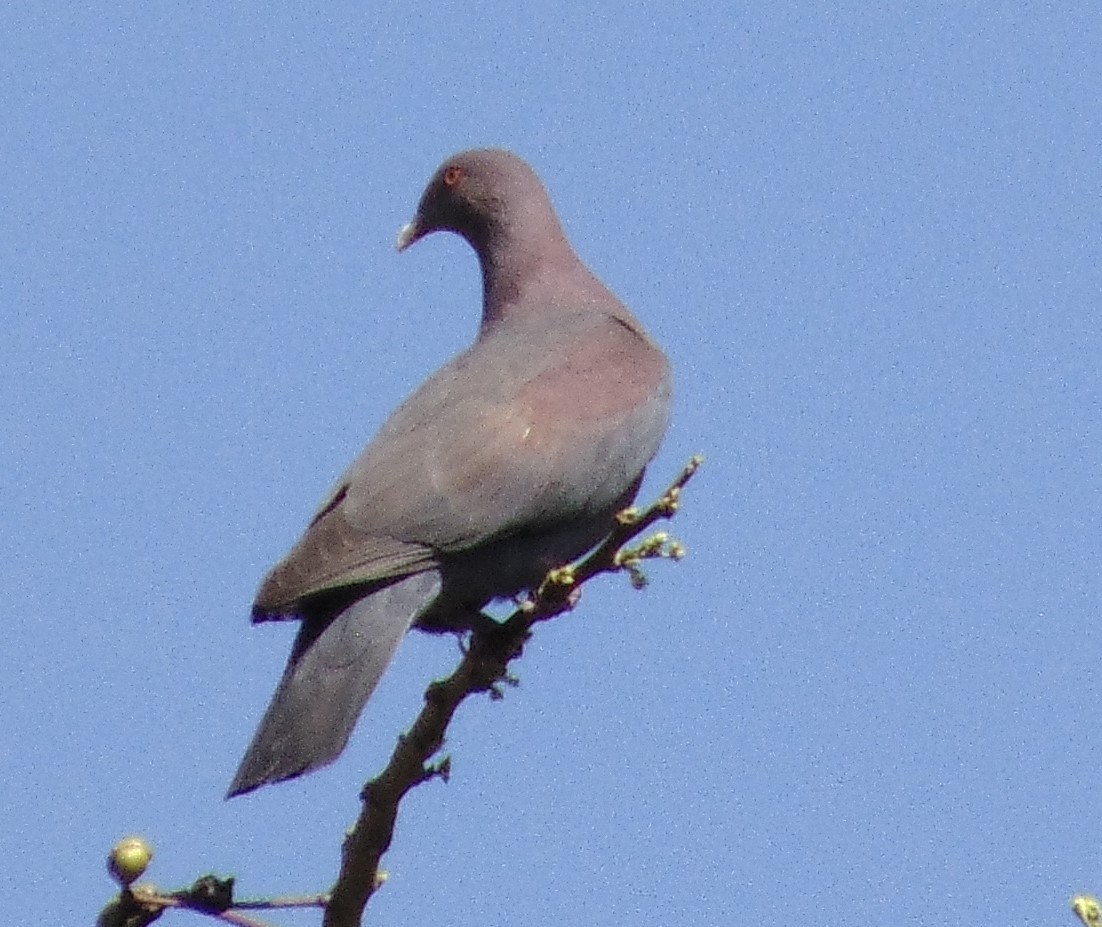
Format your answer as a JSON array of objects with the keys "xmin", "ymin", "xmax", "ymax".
[{"xmin": 107, "ymin": 836, "xmax": 153, "ymax": 886}]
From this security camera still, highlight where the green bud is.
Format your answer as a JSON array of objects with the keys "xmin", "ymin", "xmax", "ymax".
[{"xmin": 107, "ymin": 836, "xmax": 153, "ymax": 887}]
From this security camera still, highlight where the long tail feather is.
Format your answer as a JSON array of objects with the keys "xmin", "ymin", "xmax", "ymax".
[{"xmin": 227, "ymin": 571, "xmax": 441, "ymax": 797}]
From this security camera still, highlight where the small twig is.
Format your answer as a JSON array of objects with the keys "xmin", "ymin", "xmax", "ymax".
[
  {"xmin": 233, "ymin": 894, "xmax": 330, "ymax": 911},
  {"xmin": 98, "ymin": 881, "xmax": 327, "ymax": 927},
  {"xmin": 213, "ymin": 910, "xmax": 275, "ymax": 927},
  {"xmin": 324, "ymin": 456, "xmax": 701, "ymax": 927}
]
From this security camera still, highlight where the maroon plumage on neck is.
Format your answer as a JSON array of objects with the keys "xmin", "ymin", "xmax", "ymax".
[{"xmin": 476, "ymin": 204, "xmax": 595, "ymax": 325}]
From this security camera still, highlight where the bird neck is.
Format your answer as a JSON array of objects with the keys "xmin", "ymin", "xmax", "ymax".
[
  {"xmin": 477, "ymin": 205, "xmax": 612, "ymax": 325},
  {"xmin": 479, "ymin": 244, "xmax": 613, "ymax": 326}
]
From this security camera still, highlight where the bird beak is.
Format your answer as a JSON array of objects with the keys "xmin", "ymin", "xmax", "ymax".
[{"xmin": 396, "ymin": 219, "xmax": 422, "ymax": 252}]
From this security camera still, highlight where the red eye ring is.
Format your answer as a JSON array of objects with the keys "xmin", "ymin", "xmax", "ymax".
[{"xmin": 443, "ymin": 165, "xmax": 463, "ymax": 187}]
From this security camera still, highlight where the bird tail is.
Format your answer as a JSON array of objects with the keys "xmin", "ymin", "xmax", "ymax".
[{"xmin": 227, "ymin": 570, "xmax": 442, "ymax": 797}]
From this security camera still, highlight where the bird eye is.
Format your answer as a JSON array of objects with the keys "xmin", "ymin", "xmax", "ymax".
[{"xmin": 443, "ymin": 165, "xmax": 463, "ymax": 187}]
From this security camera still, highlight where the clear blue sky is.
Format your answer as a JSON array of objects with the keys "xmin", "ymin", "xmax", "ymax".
[{"xmin": 3, "ymin": 3, "xmax": 1099, "ymax": 925}]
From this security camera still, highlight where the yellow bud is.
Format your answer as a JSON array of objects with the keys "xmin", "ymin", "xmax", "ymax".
[
  {"xmin": 546, "ymin": 566, "xmax": 575, "ymax": 586},
  {"xmin": 1073, "ymin": 895, "xmax": 1102, "ymax": 927},
  {"xmin": 107, "ymin": 836, "xmax": 153, "ymax": 887},
  {"xmin": 616, "ymin": 507, "xmax": 641, "ymax": 525}
]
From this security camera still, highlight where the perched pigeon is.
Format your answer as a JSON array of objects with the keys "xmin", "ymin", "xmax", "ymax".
[{"xmin": 228, "ymin": 149, "xmax": 671, "ymax": 797}]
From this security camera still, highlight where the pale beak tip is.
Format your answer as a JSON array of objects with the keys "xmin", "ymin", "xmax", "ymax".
[{"xmin": 396, "ymin": 221, "xmax": 418, "ymax": 252}]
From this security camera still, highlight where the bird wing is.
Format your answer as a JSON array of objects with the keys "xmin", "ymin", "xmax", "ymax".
[{"xmin": 254, "ymin": 309, "xmax": 670, "ymax": 615}]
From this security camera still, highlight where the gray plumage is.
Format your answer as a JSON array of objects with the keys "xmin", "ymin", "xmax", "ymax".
[{"xmin": 228, "ymin": 149, "xmax": 671, "ymax": 797}]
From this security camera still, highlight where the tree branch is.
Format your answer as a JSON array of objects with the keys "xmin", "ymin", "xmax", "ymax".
[
  {"xmin": 96, "ymin": 456, "xmax": 700, "ymax": 927},
  {"xmin": 324, "ymin": 456, "xmax": 701, "ymax": 927}
]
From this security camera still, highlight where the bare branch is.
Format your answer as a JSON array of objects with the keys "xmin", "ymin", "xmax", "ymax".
[
  {"xmin": 96, "ymin": 456, "xmax": 700, "ymax": 927},
  {"xmin": 97, "ymin": 878, "xmax": 327, "ymax": 927},
  {"xmin": 324, "ymin": 456, "xmax": 701, "ymax": 927}
]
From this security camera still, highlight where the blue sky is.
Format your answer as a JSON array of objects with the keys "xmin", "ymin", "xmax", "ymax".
[{"xmin": 2, "ymin": 2, "xmax": 1099, "ymax": 925}]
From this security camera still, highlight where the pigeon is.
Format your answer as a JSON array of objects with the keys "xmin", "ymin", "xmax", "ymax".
[{"xmin": 228, "ymin": 148, "xmax": 671, "ymax": 797}]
